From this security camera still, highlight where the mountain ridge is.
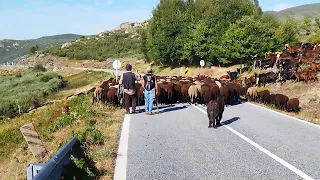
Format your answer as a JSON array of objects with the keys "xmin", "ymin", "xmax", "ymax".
[{"xmin": 264, "ymin": 3, "xmax": 320, "ymax": 20}]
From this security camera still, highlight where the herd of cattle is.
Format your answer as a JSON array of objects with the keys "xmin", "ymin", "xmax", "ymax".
[
  {"xmin": 92, "ymin": 74, "xmax": 300, "ymax": 113},
  {"xmin": 251, "ymin": 43, "xmax": 320, "ymax": 84},
  {"xmin": 91, "ymin": 43, "xmax": 320, "ymax": 125}
]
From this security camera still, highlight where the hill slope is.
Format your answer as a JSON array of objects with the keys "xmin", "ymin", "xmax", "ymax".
[
  {"xmin": 0, "ymin": 34, "xmax": 82, "ymax": 64},
  {"xmin": 43, "ymin": 29, "xmax": 143, "ymax": 61},
  {"xmin": 265, "ymin": 3, "xmax": 320, "ymax": 20}
]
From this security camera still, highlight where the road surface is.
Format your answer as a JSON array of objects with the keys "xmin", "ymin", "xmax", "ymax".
[{"xmin": 114, "ymin": 102, "xmax": 320, "ymax": 180}]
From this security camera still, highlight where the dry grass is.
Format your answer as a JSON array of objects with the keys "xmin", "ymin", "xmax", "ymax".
[
  {"xmin": 0, "ymin": 68, "xmax": 123, "ymax": 179},
  {"xmin": 0, "ymin": 95, "xmax": 124, "ymax": 180},
  {"xmin": 259, "ymin": 80, "xmax": 320, "ymax": 125},
  {"xmin": 17, "ymin": 55, "xmax": 241, "ymax": 78}
]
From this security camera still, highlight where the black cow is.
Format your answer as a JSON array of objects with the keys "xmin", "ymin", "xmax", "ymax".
[
  {"xmin": 301, "ymin": 43, "xmax": 313, "ymax": 51},
  {"xmin": 227, "ymin": 71, "xmax": 238, "ymax": 80},
  {"xmin": 255, "ymin": 59, "xmax": 274, "ymax": 69},
  {"xmin": 256, "ymin": 72, "xmax": 277, "ymax": 87}
]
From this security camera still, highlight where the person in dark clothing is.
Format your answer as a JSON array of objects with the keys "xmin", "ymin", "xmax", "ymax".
[
  {"xmin": 142, "ymin": 66, "xmax": 157, "ymax": 115},
  {"xmin": 119, "ymin": 64, "xmax": 141, "ymax": 114}
]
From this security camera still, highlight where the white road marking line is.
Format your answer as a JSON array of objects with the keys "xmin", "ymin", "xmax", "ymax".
[
  {"xmin": 114, "ymin": 114, "xmax": 131, "ymax": 180},
  {"xmin": 192, "ymin": 104, "xmax": 315, "ymax": 180},
  {"xmin": 245, "ymin": 102, "xmax": 320, "ymax": 128}
]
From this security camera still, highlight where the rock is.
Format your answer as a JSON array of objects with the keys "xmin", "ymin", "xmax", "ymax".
[{"xmin": 61, "ymin": 42, "xmax": 72, "ymax": 49}]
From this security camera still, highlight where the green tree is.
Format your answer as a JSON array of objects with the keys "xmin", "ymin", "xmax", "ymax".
[
  {"xmin": 275, "ymin": 15, "xmax": 300, "ymax": 46},
  {"xmin": 146, "ymin": 0, "xmax": 190, "ymax": 65},
  {"xmin": 222, "ymin": 15, "xmax": 280, "ymax": 64},
  {"xmin": 301, "ymin": 15, "xmax": 312, "ymax": 40},
  {"xmin": 29, "ymin": 45, "xmax": 39, "ymax": 55},
  {"xmin": 253, "ymin": 0, "xmax": 263, "ymax": 14},
  {"xmin": 315, "ymin": 18, "xmax": 320, "ymax": 30}
]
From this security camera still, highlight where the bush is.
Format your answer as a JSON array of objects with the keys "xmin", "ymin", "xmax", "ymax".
[
  {"xmin": 0, "ymin": 71, "xmax": 66, "ymax": 118},
  {"xmin": 33, "ymin": 63, "xmax": 46, "ymax": 72},
  {"xmin": 77, "ymin": 127, "xmax": 104, "ymax": 145}
]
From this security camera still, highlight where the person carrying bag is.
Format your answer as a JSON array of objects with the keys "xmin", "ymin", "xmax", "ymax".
[{"xmin": 143, "ymin": 66, "xmax": 157, "ymax": 115}]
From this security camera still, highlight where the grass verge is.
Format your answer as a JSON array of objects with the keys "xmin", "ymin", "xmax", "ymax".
[{"xmin": 0, "ymin": 94, "xmax": 124, "ymax": 179}]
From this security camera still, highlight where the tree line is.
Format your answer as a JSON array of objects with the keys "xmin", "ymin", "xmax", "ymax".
[
  {"xmin": 43, "ymin": 0, "xmax": 320, "ymax": 66},
  {"xmin": 140, "ymin": 0, "xmax": 320, "ymax": 66}
]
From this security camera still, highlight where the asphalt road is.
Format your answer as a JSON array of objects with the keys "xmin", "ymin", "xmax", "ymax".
[{"xmin": 116, "ymin": 102, "xmax": 320, "ymax": 180}]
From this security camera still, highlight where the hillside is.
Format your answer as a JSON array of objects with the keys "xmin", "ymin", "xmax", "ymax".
[
  {"xmin": 0, "ymin": 34, "xmax": 82, "ymax": 64},
  {"xmin": 265, "ymin": 3, "xmax": 320, "ymax": 20},
  {"xmin": 43, "ymin": 29, "xmax": 143, "ymax": 61}
]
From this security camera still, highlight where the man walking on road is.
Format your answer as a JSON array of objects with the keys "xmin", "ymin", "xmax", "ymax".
[
  {"xmin": 142, "ymin": 66, "xmax": 157, "ymax": 115},
  {"xmin": 119, "ymin": 64, "xmax": 141, "ymax": 114}
]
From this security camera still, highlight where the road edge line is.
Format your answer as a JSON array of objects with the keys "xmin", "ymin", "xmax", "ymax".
[
  {"xmin": 192, "ymin": 104, "xmax": 315, "ymax": 180},
  {"xmin": 113, "ymin": 114, "xmax": 131, "ymax": 180},
  {"xmin": 245, "ymin": 102, "xmax": 320, "ymax": 128}
]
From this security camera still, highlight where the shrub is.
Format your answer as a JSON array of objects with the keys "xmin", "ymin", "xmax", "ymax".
[
  {"xmin": 33, "ymin": 63, "xmax": 46, "ymax": 72},
  {"xmin": 0, "ymin": 71, "xmax": 66, "ymax": 118},
  {"xmin": 77, "ymin": 127, "xmax": 104, "ymax": 145}
]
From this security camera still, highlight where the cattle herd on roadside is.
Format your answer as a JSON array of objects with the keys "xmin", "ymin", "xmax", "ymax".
[
  {"xmin": 253, "ymin": 43, "xmax": 320, "ymax": 84},
  {"xmin": 92, "ymin": 43, "xmax": 319, "ymax": 127}
]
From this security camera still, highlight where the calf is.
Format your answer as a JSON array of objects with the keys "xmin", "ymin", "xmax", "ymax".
[
  {"xmin": 188, "ymin": 85, "xmax": 199, "ymax": 104},
  {"xmin": 227, "ymin": 71, "xmax": 238, "ymax": 80},
  {"xmin": 92, "ymin": 87, "xmax": 103, "ymax": 104},
  {"xmin": 286, "ymin": 98, "xmax": 300, "ymax": 112},
  {"xmin": 244, "ymin": 76, "xmax": 256, "ymax": 86},
  {"xmin": 257, "ymin": 72, "xmax": 277, "ymax": 87},
  {"xmin": 257, "ymin": 90, "xmax": 270, "ymax": 104},
  {"xmin": 207, "ymin": 97, "xmax": 224, "ymax": 128},
  {"xmin": 246, "ymin": 87, "xmax": 258, "ymax": 101},
  {"xmin": 306, "ymin": 70, "xmax": 318, "ymax": 82},
  {"xmin": 107, "ymin": 87, "xmax": 118, "ymax": 106},
  {"xmin": 275, "ymin": 94, "xmax": 289, "ymax": 110},
  {"xmin": 219, "ymin": 86, "xmax": 229, "ymax": 106}
]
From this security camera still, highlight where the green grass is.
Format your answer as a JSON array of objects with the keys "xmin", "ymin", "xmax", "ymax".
[
  {"xmin": 290, "ymin": 83, "xmax": 301, "ymax": 90},
  {"xmin": 0, "ymin": 69, "xmax": 66, "ymax": 118}
]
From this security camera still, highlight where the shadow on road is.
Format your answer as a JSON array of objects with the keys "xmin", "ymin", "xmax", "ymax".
[
  {"xmin": 156, "ymin": 106, "xmax": 188, "ymax": 114},
  {"xmin": 136, "ymin": 104, "xmax": 190, "ymax": 114},
  {"xmin": 221, "ymin": 117, "xmax": 240, "ymax": 126}
]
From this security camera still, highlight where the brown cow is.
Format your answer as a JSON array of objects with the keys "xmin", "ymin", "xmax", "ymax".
[
  {"xmin": 306, "ymin": 70, "xmax": 318, "ymax": 82},
  {"xmin": 92, "ymin": 87, "xmax": 103, "ymax": 104},
  {"xmin": 107, "ymin": 87, "xmax": 118, "ymax": 106},
  {"xmin": 257, "ymin": 90, "xmax": 270, "ymax": 104},
  {"xmin": 207, "ymin": 100, "xmax": 220, "ymax": 128},
  {"xmin": 275, "ymin": 94, "xmax": 289, "ymax": 110},
  {"xmin": 286, "ymin": 98, "xmax": 300, "ymax": 112}
]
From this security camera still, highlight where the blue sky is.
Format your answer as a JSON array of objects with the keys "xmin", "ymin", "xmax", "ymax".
[{"xmin": 0, "ymin": 0, "xmax": 319, "ymax": 40}]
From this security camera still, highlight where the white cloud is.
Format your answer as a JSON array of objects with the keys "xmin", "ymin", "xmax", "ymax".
[{"xmin": 272, "ymin": 4, "xmax": 295, "ymax": 11}]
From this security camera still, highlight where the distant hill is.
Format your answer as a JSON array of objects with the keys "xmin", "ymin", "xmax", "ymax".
[
  {"xmin": 265, "ymin": 3, "xmax": 320, "ymax": 20},
  {"xmin": 0, "ymin": 34, "xmax": 82, "ymax": 64}
]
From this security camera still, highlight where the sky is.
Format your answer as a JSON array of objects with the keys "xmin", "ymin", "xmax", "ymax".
[{"xmin": 0, "ymin": 0, "xmax": 319, "ymax": 40}]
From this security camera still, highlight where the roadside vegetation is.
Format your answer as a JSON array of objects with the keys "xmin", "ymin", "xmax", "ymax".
[
  {"xmin": 0, "ymin": 68, "xmax": 123, "ymax": 179},
  {"xmin": 0, "ymin": 94, "xmax": 124, "ymax": 179},
  {"xmin": 0, "ymin": 65, "xmax": 66, "ymax": 119}
]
